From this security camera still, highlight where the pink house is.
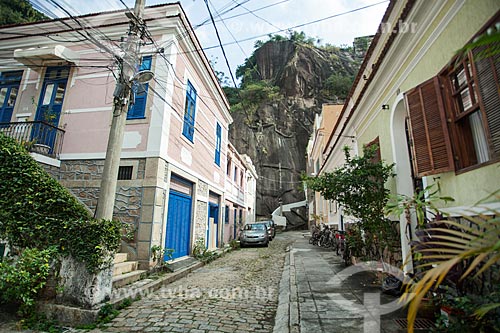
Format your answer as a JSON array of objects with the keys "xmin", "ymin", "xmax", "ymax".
[
  {"xmin": 0, "ymin": 4, "xmax": 255, "ymax": 274},
  {"xmin": 223, "ymin": 143, "xmax": 258, "ymax": 243}
]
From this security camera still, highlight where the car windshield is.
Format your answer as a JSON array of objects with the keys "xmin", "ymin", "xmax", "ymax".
[{"xmin": 245, "ymin": 224, "xmax": 266, "ymax": 231}]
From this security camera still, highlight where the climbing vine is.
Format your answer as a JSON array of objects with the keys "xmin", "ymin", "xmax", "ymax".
[{"xmin": 0, "ymin": 134, "xmax": 121, "ymax": 312}]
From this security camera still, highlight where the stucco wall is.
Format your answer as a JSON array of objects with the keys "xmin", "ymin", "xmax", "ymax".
[{"xmin": 353, "ymin": 0, "xmax": 500, "ymax": 208}]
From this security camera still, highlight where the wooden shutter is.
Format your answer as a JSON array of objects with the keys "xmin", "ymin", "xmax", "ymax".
[
  {"xmin": 473, "ymin": 46, "xmax": 500, "ymax": 157},
  {"xmin": 364, "ymin": 137, "xmax": 381, "ymax": 164},
  {"xmin": 405, "ymin": 77, "xmax": 454, "ymax": 177}
]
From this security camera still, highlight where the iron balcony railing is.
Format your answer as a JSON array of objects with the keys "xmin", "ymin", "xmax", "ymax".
[{"xmin": 0, "ymin": 121, "xmax": 65, "ymax": 158}]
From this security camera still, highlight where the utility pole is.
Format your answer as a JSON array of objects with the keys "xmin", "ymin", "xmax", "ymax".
[{"xmin": 95, "ymin": 0, "xmax": 146, "ymax": 220}]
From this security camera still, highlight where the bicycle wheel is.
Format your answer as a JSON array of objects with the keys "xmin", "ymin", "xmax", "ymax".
[{"xmin": 343, "ymin": 244, "xmax": 350, "ymax": 266}]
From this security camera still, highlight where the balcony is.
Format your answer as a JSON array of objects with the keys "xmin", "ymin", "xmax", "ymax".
[{"xmin": 0, "ymin": 121, "xmax": 65, "ymax": 158}]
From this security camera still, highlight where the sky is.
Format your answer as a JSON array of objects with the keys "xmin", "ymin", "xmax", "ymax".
[{"xmin": 32, "ymin": 0, "xmax": 389, "ymax": 85}]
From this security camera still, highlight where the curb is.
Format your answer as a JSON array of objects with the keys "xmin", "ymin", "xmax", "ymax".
[{"xmin": 273, "ymin": 246, "xmax": 300, "ymax": 333}]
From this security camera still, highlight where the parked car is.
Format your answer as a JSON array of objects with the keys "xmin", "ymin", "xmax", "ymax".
[
  {"xmin": 240, "ymin": 223, "xmax": 269, "ymax": 247},
  {"xmin": 261, "ymin": 220, "xmax": 276, "ymax": 240}
]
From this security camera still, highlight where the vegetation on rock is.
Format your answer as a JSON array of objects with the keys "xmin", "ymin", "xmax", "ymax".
[{"xmin": 221, "ymin": 31, "xmax": 363, "ymax": 225}]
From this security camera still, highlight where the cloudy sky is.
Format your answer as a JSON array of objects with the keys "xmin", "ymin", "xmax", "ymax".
[{"xmin": 33, "ymin": 0, "xmax": 389, "ymax": 84}]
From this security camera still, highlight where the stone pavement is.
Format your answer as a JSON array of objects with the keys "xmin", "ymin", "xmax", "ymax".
[
  {"xmin": 77, "ymin": 236, "xmax": 293, "ymax": 333},
  {"xmin": 278, "ymin": 231, "xmax": 433, "ymax": 333},
  {"xmin": 0, "ymin": 232, "xmax": 435, "ymax": 333}
]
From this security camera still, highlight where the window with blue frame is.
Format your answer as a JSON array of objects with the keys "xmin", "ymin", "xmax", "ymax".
[
  {"xmin": 182, "ymin": 80, "xmax": 197, "ymax": 142},
  {"xmin": 225, "ymin": 206, "xmax": 229, "ymax": 224},
  {"xmin": 215, "ymin": 122, "xmax": 221, "ymax": 166},
  {"xmin": 127, "ymin": 55, "xmax": 152, "ymax": 119}
]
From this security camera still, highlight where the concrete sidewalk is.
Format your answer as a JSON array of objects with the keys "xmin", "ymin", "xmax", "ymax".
[{"xmin": 275, "ymin": 231, "xmax": 433, "ymax": 333}]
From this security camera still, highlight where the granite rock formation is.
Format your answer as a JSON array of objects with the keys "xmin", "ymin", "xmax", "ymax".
[{"xmin": 229, "ymin": 39, "xmax": 362, "ymax": 228}]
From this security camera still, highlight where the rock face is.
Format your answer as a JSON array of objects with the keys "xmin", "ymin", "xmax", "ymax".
[{"xmin": 230, "ymin": 40, "xmax": 360, "ymax": 228}]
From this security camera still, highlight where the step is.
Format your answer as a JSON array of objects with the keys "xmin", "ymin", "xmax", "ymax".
[
  {"xmin": 168, "ymin": 257, "xmax": 199, "ymax": 272},
  {"xmin": 114, "ymin": 253, "xmax": 128, "ymax": 264},
  {"xmin": 112, "ymin": 270, "xmax": 147, "ymax": 289},
  {"xmin": 113, "ymin": 261, "xmax": 138, "ymax": 276}
]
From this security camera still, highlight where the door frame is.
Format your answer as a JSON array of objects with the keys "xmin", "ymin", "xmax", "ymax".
[
  {"xmin": 207, "ymin": 202, "xmax": 219, "ymax": 250},
  {"xmin": 0, "ymin": 71, "xmax": 22, "ymax": 124}
]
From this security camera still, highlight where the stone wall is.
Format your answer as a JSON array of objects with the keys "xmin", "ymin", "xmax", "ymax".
[
  {"xmin": 59, "ymin": 159, "xmax": 146, "ymax": 181},
  {"xmin": 57, "ymin": 159, "xmax": 147, "ymax": 258},
  {"xmin": 197, "ymin": 180, "xmax": 208, "ymax": 197},
  {"xmin": 195, "ymin": 200, "xmax": 208, "ymax": 242},
  {"xmin": 39, "ymin": 163, "xmax": 61, "ymax": 180},
  {"xmin": 194, "ymin": 181, "xmax": 209, "ymax": 243},
  {"xmin": 59, "ymin": 160, "xmax": 105, "ymax": 181}
]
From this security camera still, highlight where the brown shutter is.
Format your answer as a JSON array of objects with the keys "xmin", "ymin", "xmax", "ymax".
[
  {"xmin": 473, "ymin": 46, "xmax": 500, "ymax": 157},
  {"xmin": 364, "ymin": 137, "xmax": 381, "ymax": 164},
  {"xmin": 405, "ymin": 77, "xmax": 454, "ymax": 177}
]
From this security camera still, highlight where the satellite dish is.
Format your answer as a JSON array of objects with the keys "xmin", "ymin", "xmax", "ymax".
[{"xmin": 131, "ymin": 70, "xmax": 154, "ymax": 83}]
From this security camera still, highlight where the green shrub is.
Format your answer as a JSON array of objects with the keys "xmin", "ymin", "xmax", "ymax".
[
  {"xmin": 229, "ymin": 239, "xmax": 240, "ymax": 250},
  {"xmin": 64, "ymin": 218, "xmax": 121, "ymax": 272},
  {"xmin": 0, "ymin": 134, "xmax": 121, "ymax": 272},
  {"xmin": 0, "ymin": 247, "xmax": 57, "ymax": 315},
  {"xmin": 192, "ymin": 238, "xmax": 219, "ymax": 263},
  {"xmin": 0, "ymin": 134, "xmax": 90, "ymax": 249},
  {"xmin": 0, "ymin": 134, "xmax": 121, "ymax": 313}
]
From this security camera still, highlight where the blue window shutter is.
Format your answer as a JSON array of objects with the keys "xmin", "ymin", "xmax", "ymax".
[
  {"xmin": 127, "ymin": 56, "xmax": 152, "ymax": 120},
  {"xmin": 215, "ymin": 123, "xmax": 221, "ymax": 166},
  {"xmin": 225, "ymin": 206, "xmax": 229, "ymax": 224},
  {"xmin": 140, "ymin": 56, "xmax": 152, "ymax": 71},
  {"xmin": 182, "ymin": 81, "xmax": 197, "ymax": 141}
]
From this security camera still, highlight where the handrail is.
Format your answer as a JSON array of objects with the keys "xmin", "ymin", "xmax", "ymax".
[{"xmin": 0, "ymin": 121, "xmax": 65, "ymax": 158}]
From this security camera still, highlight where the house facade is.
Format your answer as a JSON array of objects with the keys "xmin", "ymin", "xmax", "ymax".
[
  {"xmin": 320, "ymin": 0, "xmax": 499, "ymax": 272},
  {"xmin": 0, "ymin": 4, "xmax": 255, "ymax": 269},
  {"xmin": 306, "ymin": 103, "xmax": 343, "ymax": 229},
  {"xmin": 223, "ymin": 143, "xmax": 258, "ymax": 243}
]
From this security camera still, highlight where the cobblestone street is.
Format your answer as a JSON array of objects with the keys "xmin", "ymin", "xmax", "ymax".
[{"xmin": 94, "ymin": 235, "xmax": 293, "ymax": 333}]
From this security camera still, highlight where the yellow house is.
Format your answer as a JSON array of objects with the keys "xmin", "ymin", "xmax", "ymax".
[
  {"xmin": 306, "ymin": 104, "xmax": 343, "ymax": 228},
  {"xmin": 320, "ymin": 0, "xmax": 499, "ymax": 272}
]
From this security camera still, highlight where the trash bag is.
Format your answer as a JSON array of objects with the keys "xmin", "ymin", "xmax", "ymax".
[{"xmin": 382, "ymin": 275, "xmax": 403, "ymax": 296}]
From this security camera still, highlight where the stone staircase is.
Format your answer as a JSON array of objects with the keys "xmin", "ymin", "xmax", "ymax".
[{"xmin": 112, "ymin": 253, "xmax": 147, "ymax": 288}]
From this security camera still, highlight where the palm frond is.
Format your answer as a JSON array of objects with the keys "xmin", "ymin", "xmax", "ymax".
[
  {"xmin": 474, "ymin": 303, "xmax": 500, "ymax": 319},
  {"xmin": 406, "ymin": 211, "xmax": 500, "ymax": 333}
]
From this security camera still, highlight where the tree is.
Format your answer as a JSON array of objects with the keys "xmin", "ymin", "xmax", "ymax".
[
  {"xmin": 304, "ymin": 145, "xmax": 395, "ymax": 259},
  {"xmin": 0, "ymin": 0, "xmax": 48, "ymax": 26},
  {"xmin": 323, "ymin": 73, "xmax": 355, "ymax": 100}
]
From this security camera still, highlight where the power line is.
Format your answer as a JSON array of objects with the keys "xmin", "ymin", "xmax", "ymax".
[
  {"xmin": 211, "ymin": 0, "xmax": 289, "ymax": 25},
  {"xmin": 202, "ymin": 0, "xmax": 389, "ymax": 51},
  {"xmin": 193, "ymin": 0, "xmax": 251, "ymax": 30},
  {"xmin": 229, "ymin": 0, "xmax": 282, "ymax": 32},
  {"xmin": 203, "ymin": 0, "xmax": 238, "ymax": 89}
]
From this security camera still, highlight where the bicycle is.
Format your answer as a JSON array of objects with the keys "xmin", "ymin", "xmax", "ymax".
[{"xmin": 309, "ymin": 225, "xmax": 321, "ymax": 245}]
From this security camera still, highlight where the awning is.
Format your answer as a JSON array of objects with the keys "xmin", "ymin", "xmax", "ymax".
[{"xmin": 14, "ymin": 45, "xmax": 80, "ymax": 67}]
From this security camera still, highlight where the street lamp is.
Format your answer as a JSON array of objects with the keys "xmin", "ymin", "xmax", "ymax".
[{"xmin": 131, "ymin": 70, "xmax": 154, "ymax": 84}]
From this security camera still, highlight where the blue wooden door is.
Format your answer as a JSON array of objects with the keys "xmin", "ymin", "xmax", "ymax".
[
  {"xmin": 165, "ymin": 190, "xmax": 192, "ymax": 260},
  {"xmin": 208, "ymin": 203, "xmax": 219, "ymax": 248},
  {"xmin": 32, "ymin": 67, "xmax": 69, "ymax": 151},
  {"xmin": 0, "ymin": 71, "xmax": 22, "ymax": 124}
]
